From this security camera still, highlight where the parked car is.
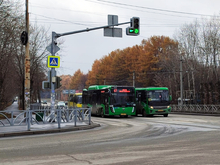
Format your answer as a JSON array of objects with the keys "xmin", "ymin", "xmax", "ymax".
[
  {"xmin": 42, "ymin": 100, "xmax": 47, "ymax": 104},
  {"xmin": 57, "ymin": 101, "xmax": 66, "ymax": 108},
  {"xmin": 41, "ymin": 100, "xmax": 48, "ymax": 106}
]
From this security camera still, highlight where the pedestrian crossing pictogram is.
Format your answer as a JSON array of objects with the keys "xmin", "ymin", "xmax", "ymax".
[
  {"xmin": 47, "ymin": 56, "xmax": 60, "ymax": 68},
  {"xmin": 50, "ymin": 58, "xmax": 58, "ymax": 65}
]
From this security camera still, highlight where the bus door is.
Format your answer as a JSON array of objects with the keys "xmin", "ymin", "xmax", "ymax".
[
  {"xmin": 104, "ymin": 89, "xmax": 110, "ymax": 115},
  {"xmin": 136, "ymin": 91, "xmax": 143, "ymax": 114},
  {"xmin": 82, "ymin": 91, "xmax": 88, "ymax": 106},
  {"xmin": 137, "ymin": 91, "xmax": 142, "ymax": 102},
  {"xmin": 91, "ymin": 91, "xmax": 98, "ymax": 114}
]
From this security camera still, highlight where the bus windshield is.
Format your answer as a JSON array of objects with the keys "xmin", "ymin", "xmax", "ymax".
[
  {"xmin": 110, "ymin": 87, "xmax": 135, "ymax": 107},
  {"xmin": 147, "ymin": 90, "xmax": 169, "ymax": 106}
]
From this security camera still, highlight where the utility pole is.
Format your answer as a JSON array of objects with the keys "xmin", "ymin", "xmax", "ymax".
[
  {"xmin": 24, "ymin": 0, "xmax": 30, "ymax": 110},
  {"xmin": 180, "ymin": 56, "xmax": 183, "ymax": 106}
]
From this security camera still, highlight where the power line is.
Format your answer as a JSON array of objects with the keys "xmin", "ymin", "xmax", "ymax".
[
  {"xmin": 96, "ymin": 0, "xmax": 214, "ymax": 17},
  {"xmin": 30, "ymin": 12, "xmax": 190, "ymax": 28},
  {"xmin": 29, "ymin": 1, "xmax": 205, "ymax": 28},
  {"xmin": 30, "ymin": 13, "xmax": 91, "ymax": 26},
  {"xmin": 29, "ymin": 2, "xmax": 108, "ymax": 18}
]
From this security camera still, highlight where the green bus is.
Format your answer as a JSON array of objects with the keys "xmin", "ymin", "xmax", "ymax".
[
  {"xmin": 135, "ymin": 87, "xmax": 172, "ymax": 117},
  {"xmin": 82, "ymin": 85, "xmax": 136, "ymax": 117}
]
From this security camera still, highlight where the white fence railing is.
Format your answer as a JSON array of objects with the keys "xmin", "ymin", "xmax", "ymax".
[
  {"xmin": 0, "ymin": 108, "xmax": 91, "ymax": 131},
  {"xmin": 171, "ymin": 105, "xmax": 220, "ymax": 114}
]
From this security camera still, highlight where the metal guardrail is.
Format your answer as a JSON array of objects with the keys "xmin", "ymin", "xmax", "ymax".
[
  {"xmin": 171, "ymin": 105, "xmax": 220, "ymax": 114},
  {"xmin": 0, "ymin": 108, "xmax": 91, "ymax": 131}
]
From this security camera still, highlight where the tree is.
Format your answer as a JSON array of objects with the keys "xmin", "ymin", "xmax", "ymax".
[
  {"xmin": 85, "ymin": 36, "xmax": 179, "ymax": 89},
  {"xmin": 69, "ymin": 69, "xmax": 86, "ymax": 90},
  {"xmin": 0, "ymin": 0, "xmax": 23, "ymax": 109},
  {"xmin": 86, "ymin": 60, "xmax": 101, "ymax": 87},
  {"xmin": 28, "ymin": 24, "xmax": 50, "ymax": 103},
  {"xmin": 175, "ymin": 15, "xmax": 220, "ymax": 104},
  {"xmin": 0, "ymin": 1, "xmax": 52, "ymax": 109}
]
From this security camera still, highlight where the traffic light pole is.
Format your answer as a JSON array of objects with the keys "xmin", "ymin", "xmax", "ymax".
[
  {"xmin": 50, "ymin": 32, "xmax": 56, "ymax": 119},
  {"xmin": 55, "ymin": 22, "xmax": 130, "ymax": 38},
  {"xmin": 48, "ymin": 17, "xmax": 138, "ymax": 125}
]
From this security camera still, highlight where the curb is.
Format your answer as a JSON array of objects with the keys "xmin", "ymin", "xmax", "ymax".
[{"xmin": 0, "ymin": 123, "xmax": 101, "ymax": 138}]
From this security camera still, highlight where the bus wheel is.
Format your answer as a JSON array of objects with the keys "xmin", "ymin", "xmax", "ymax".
[
  {"xmin": 142, "ymin": 110, "xmax": 147, "ymax": 117},
  {"xmin": 164, "ymin": 114, "xmax": 168, "ymax": 117}
]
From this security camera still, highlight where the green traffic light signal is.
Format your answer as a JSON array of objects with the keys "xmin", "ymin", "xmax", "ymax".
[
  {"xmin": 129, "ymin": 28, "xmax": 139, "ymax": 34},
  {"xmin": 129, "ymin": 29, "xmax": 134, "ymax": 33},
  {"xmin": 134, "ymin": 29, "xmax": 139, "ymax": 34}
]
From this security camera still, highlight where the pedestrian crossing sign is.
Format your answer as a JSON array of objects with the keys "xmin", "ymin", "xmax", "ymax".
[{"xmin": 47, "ymin": 56, "xmax": 60, "ymax": 68}]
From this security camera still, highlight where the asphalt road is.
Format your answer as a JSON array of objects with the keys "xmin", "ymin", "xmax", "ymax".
[{"xmin": 1, "ymin": 114, "xmax": 220, "ymax": 165}]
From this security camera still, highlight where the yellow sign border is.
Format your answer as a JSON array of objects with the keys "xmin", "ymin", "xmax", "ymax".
[{"xmin": 47, "ymin": 56, "xmax": 60, "ymax": 68}]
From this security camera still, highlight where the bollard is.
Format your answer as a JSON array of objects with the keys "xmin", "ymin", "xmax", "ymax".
[
  {"xmin": 89, "ymin": 108, "xmax": 91, "ymax": 125},
  {"xmin": 27, "ymin": 110, "xmax": 30, "ymax": 131},
  {"xmin": 74, "ymin": 109, "xmax": 77, "ymax": 127},
  {"xmin": 11, "ymin": 111, "xmax": 14, "ymax": 126},
  {"xmin": 58, "ymin": 109, "xmax": 61, "ymax": 129},
  {"xmin": 81, "ymin": 109, "xmax": 84, "ymax": 121}
]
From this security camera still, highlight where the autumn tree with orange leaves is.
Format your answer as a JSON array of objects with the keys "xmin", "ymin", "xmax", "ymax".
[
  {"xmin": 86, "ymin": 36, "xmax": 179, "ymax": 92},
  {"xmin": 69, "ymin": 69, "xmax": 87, "ymax": 90}
]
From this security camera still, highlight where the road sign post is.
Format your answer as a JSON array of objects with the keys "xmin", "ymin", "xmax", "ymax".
[{"xmin": 47, "ymin": 32, "xmax": 60, "ymax": 118}]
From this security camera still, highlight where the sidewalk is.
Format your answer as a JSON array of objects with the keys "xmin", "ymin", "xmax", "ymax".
[{"xmin": 0, "ymin": 102, "xmax": 100, "ymax": 138}]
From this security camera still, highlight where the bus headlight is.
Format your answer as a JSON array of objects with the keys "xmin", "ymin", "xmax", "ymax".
[
  {"xmin": 150, "ymin": 106, "xmax": 154, "ymax": 109},
  {"xmin": 167, "ymin": 106, "xmax": 170, "ymax": 109}
]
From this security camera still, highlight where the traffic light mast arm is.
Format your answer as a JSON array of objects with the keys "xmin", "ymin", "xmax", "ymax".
[{"xmin": 55, "ymin": 21, "xmax": 131, "ymax": 38}]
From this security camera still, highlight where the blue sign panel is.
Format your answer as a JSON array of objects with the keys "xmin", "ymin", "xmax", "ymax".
[{"xmin": 48, "ymin": 56, "xmax": 60, "ymax": 68}]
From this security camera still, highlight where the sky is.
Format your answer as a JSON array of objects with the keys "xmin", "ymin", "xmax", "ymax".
[{"xmin": 27, "ymin": 0, "xmax": 220, "ymax": 76}]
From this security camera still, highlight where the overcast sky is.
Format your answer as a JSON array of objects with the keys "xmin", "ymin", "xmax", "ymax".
[{"xmin": 27, "ymin": 0, "xmax": 220, "ymax": 76}]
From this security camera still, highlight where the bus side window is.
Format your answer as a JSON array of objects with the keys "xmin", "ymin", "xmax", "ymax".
[
  {"xmin": 88, "ymin": 91, "xmax": 93, "ymax": 104},
  {"xmin": 137, "ymin": 93, "xmax": 141, "ymax": 102},
  {"xmin": 96, "ymin": 91, "xmax": 101, "ymax": 104},
  {"xmin": 82, "ymin": 92, "xmax": 86, "ymax": 104},
  {"xmin": 73, "ymin": 95, "xmax": 78, "ymax": 103},
  {"xmin": 105, "ymin": 98, "xmax": 108, "ymax": 104},
  {"xmin": 92, "ymin": 93, "xmax": 97, "ymax": 104},
  {"xmin": 101, "ymin": 91, "xmax": 107, "ymax": 104},
  {"xmin": 142, "ymin": 91, "xmax": 146, "ymax": 101}
]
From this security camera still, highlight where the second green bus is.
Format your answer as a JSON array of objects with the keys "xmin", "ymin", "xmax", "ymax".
[{"xmin": 135, "ymin": 87, "xmax": 172, "ymax": 117}]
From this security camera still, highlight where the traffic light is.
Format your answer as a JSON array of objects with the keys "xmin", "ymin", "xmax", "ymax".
[
  {"xmin": 55, "ymin": 76, "xmax": 62, "ymax": 89},
  {"xmin": 42, "ymin": 81, "xmax": 50, "ymax": 89},
  {"xmin": 52, "ymin": 32, "xmax": 57, "ymax": 46},
  {"xmin": 126, "ymin": 17, "xmax": 140, "ymax": 36}
]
